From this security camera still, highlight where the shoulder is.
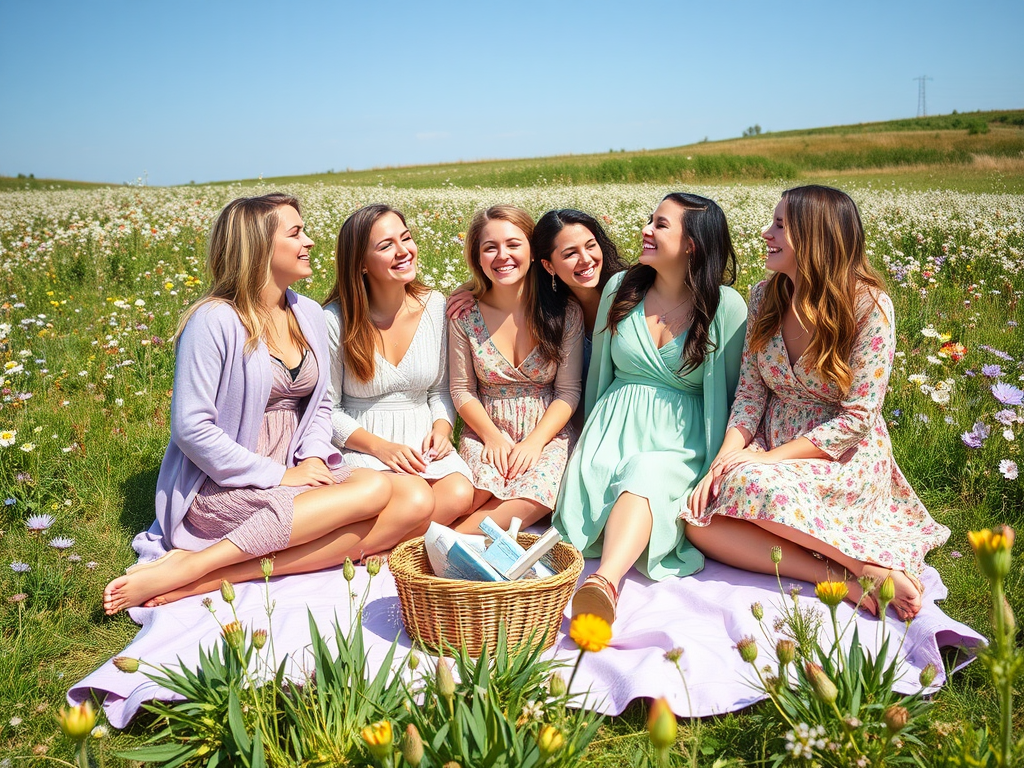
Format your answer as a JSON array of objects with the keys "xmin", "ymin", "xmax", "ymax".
[
  {"xmin": 858, "ymin": 286, "xmax": 894, "ymax": 325},
  {"xmin": 717, "ymin": 285, "xmax": 748, "ymax": 316},
  {"xmin": 600, "ymin": 270, "xmax": 626, "ymax": 302},
  {"xmin": 564, "ymin": 298, "xmax": 584, "ymax": 332},
  {"xmin": 186, "ymin": 299, "xmax": 242, "ymax": 333},
  {"xmin": 323, "ymin": 299, "xmax": 342, "ymax": 322},
  {"xmin": 423, "ymin": 290, "xmax": 447, "ymax": 320},
  {"xmin": 449, "ymin": 297, "xmax": 479, "ymax": 333}
]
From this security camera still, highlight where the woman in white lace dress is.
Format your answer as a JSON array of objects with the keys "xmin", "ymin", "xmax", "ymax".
[{"xmin": 324, "ymin": 205, "xmax": 476, "ymax": 528}]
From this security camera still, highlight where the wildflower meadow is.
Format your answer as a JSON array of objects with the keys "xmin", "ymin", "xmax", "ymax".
[{"xmin": 1, "ymin": 180, "xmax": 1022, "ymax": 764}]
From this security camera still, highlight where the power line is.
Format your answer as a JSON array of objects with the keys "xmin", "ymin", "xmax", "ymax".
[{"xmin": 913, "ymin": 75, "xmax": 933, "ymax": 117}]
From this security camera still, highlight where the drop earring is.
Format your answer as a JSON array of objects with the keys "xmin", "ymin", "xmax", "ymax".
[{"xmin": 551, "ymin": 274, "xmax": 557, "ymax": 292}]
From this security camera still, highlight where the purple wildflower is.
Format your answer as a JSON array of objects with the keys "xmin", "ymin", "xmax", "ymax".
[
  {"xmin": 25, "ymin": 514, "xmax": 55, "ymax": 532},
  {"xmin": 961, "ymin": 421, "xmax": 991, "ymax": 448},
  {"xmin": 48, "ymin": 537, "xmax": 75, "ymax": 549},
  {"xmin": 994, "ymin": 409, "xmax": 1018, "ymax": 426},
  {"xmin": 999, "ymin": 459, "xmax": 1019, "ymax": 480},
  {"xmin": 950, "ymin": 550, "xmax": 962, "ymax": 559},
  {"xmin": 992, "ymin": 382, "xmax": 1024, "ymax": 406},
  {"xmin": 10, "ymin": 562, "xmax": 30, "ymax": 573},
  {"xmin": 982, "ymin": 364, "xmax": 1003, "ymax": 378},
  {"xmin": 3, "ymin": 498, "xmax": 15, "ymax": 506}
]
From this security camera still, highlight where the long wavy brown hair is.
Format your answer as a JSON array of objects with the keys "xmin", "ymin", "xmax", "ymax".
[
  {"xmin": 463, "ymin": 205, "xmax": 565, "ymax": 366},
  {"xmin": 607, "ymin": 193, "xmax": 737, "ymax": 373},
  {"xmin": 176, "ymin": 193, "xmax": 308, "ymax": 356},
  {"xmin": 748, "ymin": 185, "xmax": 885, "ymax": 396},
  {"xmin": 323, "ymin": 204, "xmax": 429, "ymax": 382}
]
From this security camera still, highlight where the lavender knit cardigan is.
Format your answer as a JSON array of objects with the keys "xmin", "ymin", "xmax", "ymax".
[{"xmin": 131, "ymin": 290, "xmax": 344, "ymax": 562}]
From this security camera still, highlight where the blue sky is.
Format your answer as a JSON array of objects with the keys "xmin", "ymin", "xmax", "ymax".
[{"xmin": 1, "ymin": 0, "xmax": 1022, "ymax": 186}]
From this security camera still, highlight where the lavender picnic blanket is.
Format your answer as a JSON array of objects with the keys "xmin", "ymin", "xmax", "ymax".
[{"xmin": 70, "ymin": 558, "xmax": 983, "ymax": 728}]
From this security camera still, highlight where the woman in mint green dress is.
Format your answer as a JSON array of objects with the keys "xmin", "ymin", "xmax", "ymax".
[{"xmin": 554, "ymin": 193, "xmax": 747, "ymax": 625}]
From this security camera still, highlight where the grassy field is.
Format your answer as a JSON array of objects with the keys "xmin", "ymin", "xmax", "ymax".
[
  {"xmin": 219, "ymin": 110, "xmax": 1024, "ymax": 194},
  {"xmin": 0, "ymin": 178, "xmax": 1021, "ymax": 764}
]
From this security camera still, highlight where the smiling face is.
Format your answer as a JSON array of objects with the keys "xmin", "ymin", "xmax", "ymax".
[
  {"xmin": 478, "ymin": 219, "xmax": 531, "ymax": 287},
  {"xmin": 268, "ymin": 204, "xmax": 314, "ymax": 287},
  {"xmin": 640, "ymin": 198, "xmax": 692, "ymax": 269},
  {"xmin": 542, "ymin": 223, "xmax": 603, "ymax": 290},
  {"xmin": 362, "ymin": 212, "xmax": 418, "ymax": 289},
  {"xmin": 762, "ymin": 198, "xmax": 797, "ymax": 278}
]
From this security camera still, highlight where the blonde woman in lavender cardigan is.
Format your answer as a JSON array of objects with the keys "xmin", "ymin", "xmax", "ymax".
[{"xmin": 103, "ymin": 194, "xmax": 429, "ymax": 614}]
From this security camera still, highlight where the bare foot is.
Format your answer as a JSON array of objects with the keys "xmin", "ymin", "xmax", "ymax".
[
  {"xmin": 103, "ymin": 556, "xmax": 194, "ymax": 615},
  {"xmin": 862, "ymin": 564, "xmax": 923, "ymax": 620}
]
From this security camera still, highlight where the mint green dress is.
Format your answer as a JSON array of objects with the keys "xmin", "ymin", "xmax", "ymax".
[{"xmin": 554, "ymin": 272, "xmax": 747, "ymax": 580}]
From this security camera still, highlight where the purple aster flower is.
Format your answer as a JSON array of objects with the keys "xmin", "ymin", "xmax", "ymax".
[
  {"xmin": 982, "ymin": 364, "xmax": 1003, "ymax": 378},
  {"xmin": 994, "ymin": 409, "xmax": 1018, "ymax": 426},
  {"xmin": 892, "ymin": 409, "xmax": 902, "ymax": 418},
  {"xmin": 950, "ymin": 550, "xmax": 962, "ymax": 559},
  {"xmin": 3, "ymin": 498, "xmax": 16, "ymax": 506},
  {"xmin": 1009, "ymin": 321, "xmax": 1019, "ymax": 327},
  {"xmin": 992, "ymin": 382, "xmax": 1024, "ymax": 405},
  {"xmin": 961, "ymin": 421, "xmax": 991, "ymax": 448},
  {"xmin": 24, "ymin": 514, "xmax": 55, "ymax": 532},
  {"xmin": 10, "ymin": 562, "xmax": 30, "ymax": 573},
  {"xmin": 48, "ymin": 537, "xmax": 75, "ymax": 549},
  {"xmin": 67, "ymin": 554, "xmax": 82, "ymax": 563}
]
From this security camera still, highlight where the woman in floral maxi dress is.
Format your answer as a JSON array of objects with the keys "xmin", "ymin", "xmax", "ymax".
[{"xmin": 687, "ymin": 185, "xmax": 949, "ymax": 620}]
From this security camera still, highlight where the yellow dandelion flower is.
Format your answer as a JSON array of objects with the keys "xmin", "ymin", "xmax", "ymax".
[
  {"xmin": 569, "ymin": 613, "xmax": 612, "ymax": 653},
  {"xmin": 814, "ymin": 580, "xmax": 849, "ymax": 607}
]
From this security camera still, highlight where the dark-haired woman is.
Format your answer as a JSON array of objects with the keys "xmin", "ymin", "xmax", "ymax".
[
  {"xmin": 324, "ymin": 204, "xmax": 476, "ymax": 529},
  {"xmin": 554, "ymin": 193, "xmax": 747, "ymax": 625},
  {"xmin": 686, "ymin": 186, "xmax": 949, "ymax": 620},
  {"xmin": 448, "ymin": 209, "xmax": 628, "ymax": 434},
  {"xmin": 449, "ymin": 205, "xmax": 584, "ymax": 532}
]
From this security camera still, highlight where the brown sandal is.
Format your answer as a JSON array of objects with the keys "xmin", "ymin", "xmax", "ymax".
[{"xmin": 572, "ymin": 573, "xmax": 619, "ymax": 625}]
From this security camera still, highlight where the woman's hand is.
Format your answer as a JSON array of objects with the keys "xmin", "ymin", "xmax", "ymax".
[
  {"xmin": 713, "ymin": 448, "xmax": 770, "ymax": 476},
  {"xmin": 506, "ymin": 436, "xmax": 544, "ymax": 480},
  {"xmin": 481, "ymin": 432, "xmax": 515, "ymax": 478},
  {"xmin": 281, "ymin": 457, "xmax": 336, "ymax": 487},
  {"xmin": 422, "ymin": 423, "xmax": 454, "ymax": 461},
  {"xmin": 688, "ymin": 465, "xmax": 724, "ymax": 518},
  {"xmin": 445, "ymin": 287, "xmax": 475, "ymax": 320},
  {"xmin": 371, "ymin": 440, "xmax": 427, "ymax": 474}
]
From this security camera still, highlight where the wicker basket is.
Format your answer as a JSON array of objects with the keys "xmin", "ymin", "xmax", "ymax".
[{"xmin": 389, "ymin": 532, "xmax": 584, "ymax": 657}]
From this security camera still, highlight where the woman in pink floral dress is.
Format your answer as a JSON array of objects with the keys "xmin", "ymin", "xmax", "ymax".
[
  {"xmin": 687, "ymin": 185, "xmax": 949, "ymax": 620},
  {"xmin": 449, "ymin": 205, "xmax": 584, "ymax": 532}
]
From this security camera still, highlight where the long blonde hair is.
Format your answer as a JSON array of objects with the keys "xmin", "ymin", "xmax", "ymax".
[
  {"xmin": 322, "ymin": 204, "xmax": 429, "ymax": 382},
  {"xmin": 176, "ymin": 193, "xmax": 308, "ymax": 355},
  {"xmin": 748, "ymin": 185, "xmax": 885, "ymax": 396}
]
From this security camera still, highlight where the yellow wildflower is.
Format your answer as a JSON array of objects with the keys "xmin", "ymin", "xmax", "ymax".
[
  {"xmin": 361, "ymin": 720, "xmax": 393, "ymax": 760},
  {"xmin": 968, "ymin": 526, "xmax": 1014, "ymax": 581},
  {"xmin": 814, "ymin": 580, "xmax": 849, "ymax": 607},
  {"xmin": 569, "ymin": 613, "xmax": 611, "ymax": 653}
]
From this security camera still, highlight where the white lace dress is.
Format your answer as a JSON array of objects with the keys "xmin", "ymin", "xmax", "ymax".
[{"xmin": 324, "ymin": 291, "xmax": 473, "ymax": 482}]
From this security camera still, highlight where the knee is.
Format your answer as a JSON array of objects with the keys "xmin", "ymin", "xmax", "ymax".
[
  {"xmin": 447, "ymin": 477, "xmax": 477, "ymax": 517},
  {"xmin": 359, "ymin": 471, "xmax": 393, "ymax": 510},
  {"xmin": 395, "ymin": 479, "xmax": 435, "ymax": 522}
]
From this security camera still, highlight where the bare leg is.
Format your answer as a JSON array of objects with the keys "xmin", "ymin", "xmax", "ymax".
[
  {"xmin": 685, "ymin": 516, "xmax": 875, "ymax": 612},
  {"xmin": 102, "ymin": 469, "xmax": 392, "ymax": 614},
  {"xmin": 594, "ymin": 492, "xmax": 653, "ymax": 588},
  {"xmin": 747, "ymin": 518, "xmax": 922, "ymax": 619},
  {"xmin": 426, "ymin": 473, "xmax": 477, "ymax": 525},
  {"xmin": 142, "ymin": 470, "xmax": 435, "ymax": 606},
  {"xmin": 452, "ymin": 490, "xmax": 549, "ymax": 533}
]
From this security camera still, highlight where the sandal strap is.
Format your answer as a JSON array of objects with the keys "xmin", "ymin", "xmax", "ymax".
[{"xmin": 583, "ymin": 573, "xmax": 619, "ymax": 603}]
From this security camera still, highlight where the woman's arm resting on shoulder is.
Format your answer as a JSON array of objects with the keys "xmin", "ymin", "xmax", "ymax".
[{"xmin": 445, "ymin": 283, "xmax": 475, "ymax": 320}]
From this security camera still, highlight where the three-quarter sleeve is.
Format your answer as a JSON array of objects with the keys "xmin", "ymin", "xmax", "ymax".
[
  {"xmin": 552, "ymin": 302, "xmax": 584, "ymax": 412},
  {"xmin": 726, "ymin": 281, "xmax": 771, "ymax": 437},
  {"xmin": 448, "ymin": 316, "xmax": 480, "ymax": 412},
  {"xmin": 804, "ymin": 292, "xmax": 895, "ymax": 459},
  {"xmin": 323, "ymin": 303, "xmax": 363, "ymax": 448},
  {"xmin": 426, "ymin": 293, "xmax": 457, "ymax": 425}
]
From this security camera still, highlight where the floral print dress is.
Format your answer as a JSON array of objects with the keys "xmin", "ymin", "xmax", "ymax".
[
  {"xmin": 449, "ymin": 300, "xmax": 584, "ymax": 508},
  {"xmin": 694, "ymin": 281, "xmax": 949, "ymax": 577}
]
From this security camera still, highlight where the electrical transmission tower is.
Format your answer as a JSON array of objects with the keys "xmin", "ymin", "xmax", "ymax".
[{"xmin": 914, "ymin": 75, "xmax": 933, "ymax": 117}]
